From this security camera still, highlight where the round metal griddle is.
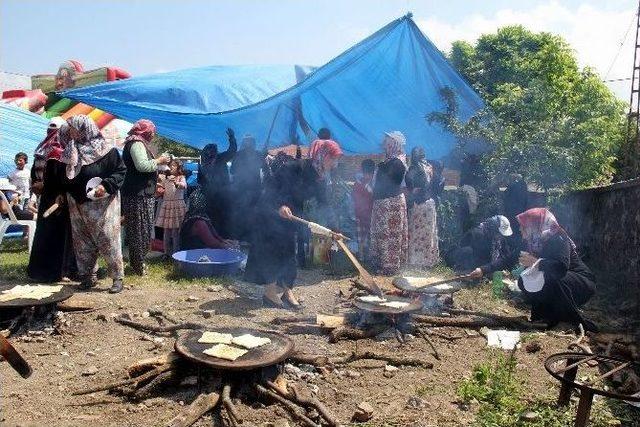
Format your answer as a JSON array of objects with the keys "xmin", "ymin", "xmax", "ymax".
[
  {"xmin": 175, "ymin": 328, "xmax": 295, "ymax": 371},
  {"xmin": 353, "ymin": 294, "xmax": 423, "ymax": 315},
  {"xmin": 392, "ymin": 276, "xmax": 463, "ymax": 295},
  {"xmin": 0, "ymin": 284, "xmax": 75, "ymax": 309}
]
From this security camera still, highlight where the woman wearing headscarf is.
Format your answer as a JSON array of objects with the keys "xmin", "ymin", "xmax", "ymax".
[
  {"xmin": 405, "ymin": 146, "xmax": 439, "ymax": 268},
  {"xmin": 179, "ymin": 188, "xmax": 232, "ymax": 250},
  {"xmin": 516, "ymin": 208, "xmax": 596, "ymax": 330},
  {"xmin": 27, "ymin": 117, "xmax": 77, "ymax": 282},
  {"xmin": 244, "ymin": 139, "xmax": 342, "ymax": 309},
  {"xmin": 369, "ymin": 131, "xmax": 408, "ymax": 274},
  {"xmin": 59, "ymin": 115, "xmax": 127, "ymax": 293},
  {"xmin": 199, "ymin": 128, "xmax": 237, "ymax": 238},
  {"xmin": 445, "ymin": 215, "xmax": 518, "ymax": 276},
  {"xmin": 121, "ymin": 119, "xmax": 169, "ymax": 275}
]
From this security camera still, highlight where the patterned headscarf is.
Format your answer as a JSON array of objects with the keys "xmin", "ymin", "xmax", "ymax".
[
  {"xmin": 125, "ymin": 119, "xmax": 157, "ymax": 156},
  {"xmin": 517, "ymin": 208, "xmax": 576, "ymax": 254},
  {"xmin": 480, "ymin": 216, "xmax": 504, "ymax": 262},
  {"xmin": 383, "ymin": 131, "xmax": 407, "ymax": 165},
  {"xmin": 33, "ymin": 118, "xmax": 66, "ymax": 181},
  {"xmin": 409, "ymin": 146, "xmax": 433, "ymax": 183},
  {"xmin": 309, "ymin": 139, "xmax": 342, "ymax": 176},
  {"xmin": 59, "ymin": 115, "xmax": 112, "ymax": 179}
]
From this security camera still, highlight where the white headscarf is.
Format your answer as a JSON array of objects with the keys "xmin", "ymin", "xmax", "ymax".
[{"xmin": 59, "ymin": 115, "xmax": 112, "ymax": 179}]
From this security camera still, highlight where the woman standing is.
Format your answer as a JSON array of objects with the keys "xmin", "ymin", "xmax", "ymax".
[
  {"xmin": 27, "ymin": 117, "xmax": 76, "ymax": 282},
  {"xmin": 370, "ymin": 131, "xmax": 408, "ymax": 275},
  {"xmin": 244, "ymin": 139, "xmax": 342, "ymax": 309},
  {"xmin": 59, "ymin": 115, "xmax": 127, "ymax": 293},
  {"xmin": 121, "ymin": 120, "xmax": 169, "ymax": 275},
  {"xmin": 516, "ymin": 208, "xmax": 596, "ymax": 330},
  {"xmin": 405, "ymin": 146, "xmax": 439, "ymax": 268}
]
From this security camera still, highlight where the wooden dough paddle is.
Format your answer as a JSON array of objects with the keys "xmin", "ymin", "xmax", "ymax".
[{"xmin": 42, "ymin": 203, "xmax": 59, "ymax": 218}]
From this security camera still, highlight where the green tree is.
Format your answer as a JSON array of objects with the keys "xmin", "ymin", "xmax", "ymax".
[{"xmin": 431, "ymin": 26, "xmax": 627, "ymax": 190}]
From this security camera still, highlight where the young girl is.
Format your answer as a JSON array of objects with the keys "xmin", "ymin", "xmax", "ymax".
[{"xmin": 156, "ymin": 159, "xmax": 187, "ymax": 257}]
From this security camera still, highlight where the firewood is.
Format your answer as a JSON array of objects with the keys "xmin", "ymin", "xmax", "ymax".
[
  {"xmin": 221, "ymin": 384, "xmax": 242, "ymax": 426},
  {"xmin": 72, "ymin": 364, "xmax": 174, "ymax": 396},
  {"xmin": 270, "ymin": 315, "xmax": 315, "ymax": 325},
  {"xmin": 114, "ymin": 314, "xmax": 207, "ymax": 334},
  {"xmin": 266, "ymin": 380, "xmax": 339, "ymax": 427},
  {"xmin": 127, "ymin": 352, "xmax": 182, "ymax": 377},
  {"xmin": 255, "ymin": 384, "xmax": 320, "ymax": 427},
  {"xmin": 167, "ymin": 391, "xmax": 221, "ymax": 427},
  {"xmin": 282, "ymin": 323, "xmax": 329, "ymax": 335},
  {"xmin": 329, "ymin": 324, "xmax": 388, "ymax": 343},
  {"xmin": 415, "ymin": 329, "xmax": 441, "ymax": 360},
  {"xmin": 333, "ymin": 350, "xmax": 433, "ymax": 369},
  {"xmin": 446, "ymin": 308, "xmax": 547, "ymax": 330},
  {"xmin": 133, "ymin": 369, "xmax": 180, "ymax": 401},
  {"xmin": 288, "ymin": 353, "xmax": 330, "ymax": 367}
]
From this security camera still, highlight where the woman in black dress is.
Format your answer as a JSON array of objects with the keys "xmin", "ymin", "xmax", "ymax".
[
  {"xmin": 516, "ymin": 208, "xmax": 596, "ymax": 330},
  {"xmin": 244, "ymin": 139, "xmax": 342, "ymax": 308},
  {"xmin": 27, "ymin": 118, "xmax": 77, "ymax": 282}
]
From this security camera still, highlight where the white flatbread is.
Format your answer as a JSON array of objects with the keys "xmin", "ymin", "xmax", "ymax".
[
  {"xmin": 198, "ymin": 331, "xmax": 233, "ymax": 344},
  {"xmin": 432, "ymin": 284, "xmax": 453, "ymax": 290},
  {"xmin": 0, "ymin": 285, "xmax": 63, "ymax": 302},
  {"xmin": 380, "ymin": 301, "xmax": 410, "ymax": 309},
  {"xmin": 358, "ymin": 295, "xmax": 387, "ymax": 303},
  {"xmin": 231, "ymin": 334, "xmax": 272, "ymax": 349},
  {"xmin": 203, "ymin": 344, "xmax": 248, "ymax": 361}
]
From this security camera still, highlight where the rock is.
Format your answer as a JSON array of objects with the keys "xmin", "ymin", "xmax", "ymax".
[
  {"xmin": 525, "ymin": 341, "xmax": 542, "ymax": 353},
  {"xmin": 520, "ymin": 411, "xmax": 539, "ymax": 422},
  {"xmin": 345, "ymin": 370, "xmax": 361, "ymax": 378},
  {"xmin": 186, "ymin": 295, "xmax": 199, "ymax": 302},
  {"xmin": 141, "ymin": 311, "xmax": 150, "ymax": 318},
  {"xmin": 200, "ymin": 310, "xmax": 216, "ymax": 319},
  {"xmin": 352, "ymin": 402, "xmax": 374, "ymax": 422},
  {"xmin": 207, "ymin": 285, "xmax": 223, "ymax": 292},
  {"xmin": 384, "ymin": 365, "xmax": 399, "ymax": 372},
  {"xmin": 406, "ymin": 396, "xmax": 427, "ymax": 409},
  {"xmin": 34, "ymin": 337, "xmax": 46, "ymax": 343},
  {"xmin": 86, "ymin": 351, "xmax": 97, "ymax": 357},
  {"xmin": 82, "ymin": 366, "xmax": 99, "ymax": 376},
  {"xmin": 152, "ymin": 337, "xmax": 165, "ymax": 349}
]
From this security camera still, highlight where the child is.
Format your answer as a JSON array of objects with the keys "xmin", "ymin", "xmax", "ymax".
[
  {"xmin": 352, "ymin": 159, "xmax": 375, "ymax": 261},
  {"xmin": 155, "ymin": 159, "xmax": 187, "ymax": 257},
  {"xmin": 8, "ymin": 152, "xmax": 31, "ymax": 206}
]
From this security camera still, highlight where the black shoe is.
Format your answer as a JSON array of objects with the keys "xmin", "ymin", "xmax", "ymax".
[
  {"xmin": 109, "ymin": 279, "xmax": 124, "ymax": 294},
  {"xmin": 79, "ymin": 277, "xmax": 98, "ymax": 290}
]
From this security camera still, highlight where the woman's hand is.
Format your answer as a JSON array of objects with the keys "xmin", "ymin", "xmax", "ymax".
[
  {"xmin": 93, "ymin": 185, "xmax": 107, "ymax": 198},
  {"xmin": 54, "ymin": 194, "xmax": 65, "ymax": 206},
  {"xmin": 469, "ymin": 267, "xmax": 483, "ymax": 279},
  {"xmin": 156, "ymin": 154, "xmax": 170, "ymax": 165},
  {"xmin": 519, "ymin": 251, "xmax": 538, "ymax": 268},
  {"xmin": 31, "ymin": 181, "xmax": 44, "ymax": 195},
  {"xmin": 278, "ymin": 205, "xmax": 293, "ymax": 219}
]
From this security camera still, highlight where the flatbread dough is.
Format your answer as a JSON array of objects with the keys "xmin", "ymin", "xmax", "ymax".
[
  {"xmin": 0, "ymin": 285, "xmax": 63, "ymax": 302},
  {"xmin": 432, "ymin": 284, "xmax": 453, "ymax": 290},
  {"xmin": 402, "ymin": 276, "xmax": 445, "ymax": 288},
  {"xmin": 198, "ymin": 331, "xmax": 233, "ymax": 344},
  {"xmin": 380, "ymin": 301, "xmax": 410, "ymax": 309},
  {"xmin": 231, "ymin": 334, "xmax": 272, "ymax": 349},
  {"xmin": 203, "ymin": 344, "xmax": 248, "ymax": 361},
  {"xmin": 359, "ymin": 295, "xmax": 387, "ymax": 303}
]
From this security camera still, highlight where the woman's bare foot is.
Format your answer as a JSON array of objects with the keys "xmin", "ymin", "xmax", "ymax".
[
  {"xmin": 263, "ymin": 283, "xmax": 284, "ymax": 308},
  {"xmin": 282, "ymin": 288, "xmax": 301, "ymax": 308}
]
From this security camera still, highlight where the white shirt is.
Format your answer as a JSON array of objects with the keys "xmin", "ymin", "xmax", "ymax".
[{"xmin": 8, "ymin": 167, "xmax": 31, "ymax": 199}]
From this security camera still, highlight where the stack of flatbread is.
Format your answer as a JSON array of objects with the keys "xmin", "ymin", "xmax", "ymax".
[
  {"xmin": 0, "ymin": 285, "xmax": 63, "ymax": 302},
  {"xmin": 199, "ymin": 331, "xmax": 272, "ymax": 361}
]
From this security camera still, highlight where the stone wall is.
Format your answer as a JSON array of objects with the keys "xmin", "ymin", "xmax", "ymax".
[{"xmin": 550, "ymin": 178, "xmax": 640, "ymax": 306}]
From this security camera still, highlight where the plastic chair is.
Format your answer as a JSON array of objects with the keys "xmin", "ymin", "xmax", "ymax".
[{"xmin": 0, "ymin": 191, "xmax": 36, "ymax": 252}]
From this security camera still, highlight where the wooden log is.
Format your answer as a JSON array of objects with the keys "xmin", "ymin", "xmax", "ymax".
[
  {"xmin": 334, "ymin": 351, "xmax": 433, "ymax": 369},
  {"xmin": 329, "ymin": 324, "xmax": 388, "ymax": 343},
  {"xmin": 256, "ymin": 384, "xmax": 320, "ymax": 427},
  {"xmin": 167, "ymin": 391, "xmax": 221, "ymax": 427},
  {"xmin": 133, "ymin": 369, "xmax": 180, "ymax": 401},
  {"xmin": 115, "ymin": 314, "xmax": 207, "ymax": 334},
  {"xmin": 221, "ymin": 384, "xmax": 242, "ymax": 426},
  {"xmin": 266, "ymin": 380, "xmax": 339, "ymax": 427},
  {"xmin": 288, "ymin": 353, "xmax": 330, "ymax": 367},
  {"xmin": 446, "ymin": 308, "xmax": 547, "ymax": 330},
  {"xmin": 127, "ymin": 352, "xmax": 182, "ymax": 377},
  {"xmin": 270, "ymin": 315, "xmax": 314, "ymax": 325},
  {"xmin": 282, "ymin": 323, "xmax": 329, "ymax": 335},
  {"xmin": 72, "ymin": 364, "xmax": 174, "ymax": 396}
]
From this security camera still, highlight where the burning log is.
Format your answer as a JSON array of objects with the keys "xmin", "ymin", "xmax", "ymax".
[
  {"xmin": 167, "ymin": 391, "xmax": 221, "ymax": 427},
  {"xmin": 329, "ymin": 324, "xmax": 388, "ymax": 343}
]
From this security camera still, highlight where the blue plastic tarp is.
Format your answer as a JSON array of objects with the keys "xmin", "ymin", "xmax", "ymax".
[
  {"xmin": 63, "ymin": 15, "xmax": 484, "ymax": 159},
  {"xmin": 0, "ymin": 103, "xmax": 49, "ymax": 177}
]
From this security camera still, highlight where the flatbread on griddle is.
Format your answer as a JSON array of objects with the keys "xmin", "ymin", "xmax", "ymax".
[
  {"xmin": 0, "ymin": 285, "xmax": 63, "ymax": 302},
  {"xmin": 380, "ymin": 301, "xmax": 410, "ymax": 309},
  {"xmin": 202, "ymin": 344, "xmax": 248, "ymax": 361},
  {"xmin": 358, "ymin": 295, "xmax": 387, "ymax": 303},
  {"xmin": 198, "ymin": 331, "xmax": 233, "ymax": 344},
  {"xmin": 231, "ymin": 334, "xmax": 272, "ymax": 349}
]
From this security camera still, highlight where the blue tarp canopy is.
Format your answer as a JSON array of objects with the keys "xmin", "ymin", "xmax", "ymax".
[
  {"xmin": 63, "ymin": 15, "xmax": 484, "ymax": 159},
  {"xmin": 0, "ymin": 103, "xmax": 49, "ymax": 176}
]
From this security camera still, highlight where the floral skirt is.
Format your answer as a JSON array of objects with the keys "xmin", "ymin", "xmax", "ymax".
[
  {"xmin": 156, "ymin": 199, "xmax": 186, "ymax": 229},
  {"xmin": 408, "ymin": 199, "xmax": 439, "ymax": 268},
  {"xmin": 369, "ymin": 194, "xmax": 408, "ymax": 274}
]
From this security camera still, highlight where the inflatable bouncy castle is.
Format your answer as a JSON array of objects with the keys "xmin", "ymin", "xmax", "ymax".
[{"xmin": 1, "ymin": 60, "xmax": 133, "ymax": 147}]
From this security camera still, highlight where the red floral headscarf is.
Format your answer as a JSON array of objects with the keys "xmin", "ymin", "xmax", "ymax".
[
  {"xmin": 516, "ymin": 208, "xmax": 575, "ymax": 254},
  {"xmin": 309, "ymin": 139, "xmax": 342, "ymax": 176}
]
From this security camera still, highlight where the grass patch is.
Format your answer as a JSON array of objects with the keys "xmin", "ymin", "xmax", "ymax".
[
  {"xmin": 457, "ymin": 352, "xmax": 638, "ymax": 426},
  {"xmin": 0, "ymin": 240, "xmax": 30, "ymax": 282}
]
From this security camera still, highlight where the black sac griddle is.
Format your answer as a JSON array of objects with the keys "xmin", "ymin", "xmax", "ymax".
[
  {"xmin": 353, "ymin": 294, "xmax": 423, "ymax": 315},
  {"xmin": 391, "ymin": 276, "xmax": 465, "ymax": 295},
  {"xmin": 175, "ymin": 327, "xmax": 295, "ymax": 371},
  {"xmin": 0, "ymin": 284, "xmax": 74, "ymax": 309}
]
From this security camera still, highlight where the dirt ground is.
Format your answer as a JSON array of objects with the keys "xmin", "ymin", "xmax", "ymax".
[{"xmin": 0, "ymin": 254, "xmax": 635, "ymax": 427}]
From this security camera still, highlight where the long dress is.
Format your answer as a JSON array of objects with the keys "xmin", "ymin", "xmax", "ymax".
[
  {"xmin": 518, "ymin": 234, "xmax": 596, "ymax": 329},
  {"xmin": 405, "ymin": 163, "xmax": 439, "ymax": 268},
  {"xmin": 230, "ymin": 148, "xmax": 264, "ymax": 240},
  {"xmin": 27, "ymin": 160, "xmax": 76, "ymax": 282},
  {"xmin": 370, "ymin": 158, "xmax": 408, "ymax": 274},
  {"xmin": 244, "ymin": 159, "xmax": 326, "ymax": 289}
]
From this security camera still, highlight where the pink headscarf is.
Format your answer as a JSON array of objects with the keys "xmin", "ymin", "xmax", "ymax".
[
  {"xmin": 516, "ymin": 208, "xmax": 575, "ymax": 254},
  {"xmin": 125, "ymin": 119, "xmax": 157, "ymax": 156},
  {"xmin": 309, "ymin": 139, "xmax": 342, "ymax": 176}
]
